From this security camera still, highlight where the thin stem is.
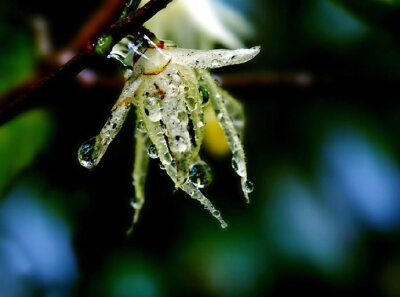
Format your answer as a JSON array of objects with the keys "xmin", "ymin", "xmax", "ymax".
[{"xmin": 0, "ymin": 0, "xmax": 174, "ymax": 125}]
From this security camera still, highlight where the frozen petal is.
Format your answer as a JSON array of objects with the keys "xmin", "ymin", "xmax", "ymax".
[
  {"xmin": 181, "ymin": 181, "xmax": 227, "ymax": 228},
  {"xmin": 135, "ymin": 78, "xmax": 178, "ymax": 182},
  {"xmin": 198, "ymin": 70, "xmax": 251, "ymax": 202},
  {"xmin": 163, "ymin": 46, "xmax": 260, "ymax": 69},
  {"xmin": 127, "ymin": 114, "xmax": 151, "ymax": 235},
  {"xmin": 78, "ymin": 76, "xmax": 142, "ymax": 169}
]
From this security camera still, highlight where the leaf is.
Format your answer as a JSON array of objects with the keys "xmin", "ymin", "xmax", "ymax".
[
  {"xmin": 0, "ymin": 109, "xmax": 53, "ymax": 196},
  {"xmin": 0, "ymin": 22, "xmax": 35, "ymax": 94}
]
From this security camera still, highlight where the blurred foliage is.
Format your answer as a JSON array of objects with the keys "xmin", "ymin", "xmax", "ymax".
[
  {"xmin": 0, "ymin": 20, "xmax": 35, "ymax": 93},
  {"xmin": 0, "ymin": 17, "xmax": 54, "ymax": 197},
  {"xmin": 0, "ymin": 109, "xmax": 53, "ymax": 196}
]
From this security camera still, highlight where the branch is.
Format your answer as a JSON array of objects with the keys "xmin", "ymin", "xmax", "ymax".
[{"xmin": 0, "ymin": 0, "xmax": 174, "ymax": 126}]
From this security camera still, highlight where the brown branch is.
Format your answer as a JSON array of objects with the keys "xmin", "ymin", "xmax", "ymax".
[
  {"xmin": 0, "ymin": 0, "xmax": 174, "ymax": 126},
  {"xmin": 69, "ymin": 0, "xmax": 127, "ymax": 52}
]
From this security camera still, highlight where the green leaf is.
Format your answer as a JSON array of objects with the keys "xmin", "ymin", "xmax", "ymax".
[
  {"xmin": 0, "ymin": 23, "xmax": 35, "ymax": 94},
  {"xmin": 0, "ymin": 109, "xmax": 53, "ymax": 196}
]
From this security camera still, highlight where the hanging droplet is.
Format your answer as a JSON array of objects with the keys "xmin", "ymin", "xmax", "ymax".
[
  {"xmin": 147, "ymin": 144, "xmax": 158, "ymax": 159},
  {"xmin": 199, "ymin": 86, "xmax": 210, "ymax": 105},
  {"xmin": 159, "ymin": 163, "xmax": 166, "ymax": 170},
  {"xmin": 212, "ymin": 210, "xmax": 220, "ymax": 217},
  {"xmin": 78, "ymin": 137, "xmax": 99, "ymax": 169},
  {"xmin": 189, "ymin": 161, "xmax": 213, "ymax": 189},
  {"xmin": 171, "ymin": 136, "xmax": 187, "ymax": 152},
  {"xmin": 244, "ymin": 180, "xmax": 254, "ymax": 194}
]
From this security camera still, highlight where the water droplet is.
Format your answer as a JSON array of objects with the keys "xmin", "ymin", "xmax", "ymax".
[
  {"xmin": 78, "ymin": 137, "xmax": 99, "ymax": 169},
  {"xmin": 147, "ymin": 144, "xmax": 158, "ymax": 159},
  {"xmin": 211, "ymin": 59, "xmax": 219, "ymax": 68},
  {"xmin": 244, "ymin": 180, "xmax": 254, "ymax": 193},
  {"xmin": 144, "ymin": 97, "xmax": 162, "ymax": 122},
  {"xmin": 199, "ymin": 86, "xmax": 209, "ymax": 104},
  {"xmin": 212, "ymin": 210, "xmax": 220, "ymax": 217},
  {"xmin": 130, "ymin": 201, "xmax": 139, "ymax": 209},
  {"xmin": 186, "ymin": 96, "xmax": 197, "ymax": 111},
  {"xmin": 178, "ymin": 111, "xmax": 187, "ymax": 122},
  {"xmin": 171, "ymin": 136, "xmax": 187, "ymax": 152},
  {"xmin": 159, "ymin": 163, "xmax": 166, "ymax": 170},
  {"xmin": 136, "ymin": 120, "xmax": 146, "ymax": 133},
  {"xmin": 232, "ymin": 152, "xmax": 245, "ymax": 177},
  {"xmin": 172, "ymin": 74, "xmax": 181, "ymax": 82},
  {"xmin": 160, "ymin": 123, "xmax": 167, "ymax": 133},
  {"xmin": 189, "ymin": 161, "xmax": 213, "ymax": 189}
]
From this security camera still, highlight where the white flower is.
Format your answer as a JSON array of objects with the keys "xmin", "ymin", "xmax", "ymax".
[
  {"xmin": 78, "ymin": 31, "xmax": 260, "ymax": 232},
  {"xmin": 142, "ymin": 0, "xmax": 254, "ymax": 49}
]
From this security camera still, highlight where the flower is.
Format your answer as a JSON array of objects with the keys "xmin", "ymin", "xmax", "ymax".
[
  {"xmin": 142, "ymin": 0, "xmax": 254, "ymax": 49},
  {"xmin": 78, "ymin": 30, "xmax": 260, "ymax": 232}
]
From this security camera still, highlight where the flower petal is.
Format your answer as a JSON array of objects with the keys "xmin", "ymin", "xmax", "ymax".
[
  {"xmin": 127, "ymin": 114, "xmax": 151, "ymax": 235},
  {"xmin": 163, "ymin": 46, "xmax": 260, "ymax": 69},
  {"xmin": 78, "ymin": 76, "xmax": 142, "ymax": 169}
]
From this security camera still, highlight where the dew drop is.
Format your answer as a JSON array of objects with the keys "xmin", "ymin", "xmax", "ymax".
[
  {"xmin": 171, "ymin": 136, "xmax": 187, "ymax": 152},
  {"xmin": 160, "ymin": 123, "xmax": 167, "ymax": 133},
  {"xmin": 159, "ymin": 163, "xmax": 165, "ymax": 170},
  {"xmin": 244, "ymin": 180, "xmax": 254, "ymax": 194},
  {"xmin": 178, "ymin": 111, "xmax": 187, "ymax": 122},
  {"xmin": 130, "ymin": 201, "xmax": 139, "ymax": 209},
  {"xmin": 144, "ymin": 97, "xmax": 162, "ymax": 122},
  {"xmin": 147, "ymin": 144, "xmax": 158, "ymax": 159},
  {"xmin": 232, "ymin": 152, "xmax": 245, "ymax": 177},
  {"xmin": 212, "ymin": 210, "xmax": 220, "ymax": 217},
  {"xmin": 198, "ymin": 86, "xmax": 209, "ymax": 105},
  {"xmin": 186, "ymin": 96, "xmax": 197, "ymax": 111},
  {"xmin": 189, "ymin": 161, "xmax": 213, "ymax": 189},
  {"xmin": 78, "ymin": 137, "xmax": 99, "ymax": 169},
  {"xmin": 136, "ymin": 120, "xmax": 146, "ymax": 133},
  {"xmin": 211, "ymin": 59, "xmax": 219, "ymax": 68}
]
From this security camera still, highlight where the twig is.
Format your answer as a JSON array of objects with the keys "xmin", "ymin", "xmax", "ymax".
[
  {"xmin": 69, "ymin": 0, "xmax": 127, "ymax": 52},
  {"xmin": 0, "ymin": 0, "xmax": 174, "ymax": 125}
]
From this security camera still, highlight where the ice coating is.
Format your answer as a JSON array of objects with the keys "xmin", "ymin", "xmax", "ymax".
[
  {"xmin": 78, "ymin": 77, "xmax": 142, "ymax": 169},
  {"xmin": 128, "ymin": 114, "xmax": 151, "ymax": 234},
  {"xmin": 163, "ymin": 46, "xmax": 261, "ymax": 69},
  {"xmin": 78, "ymin": 29, "xmax": 260, "ymax": 230},
  {"xmin": 197, "ymin": 69, "xmax": 252, "ymax": 203}
]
